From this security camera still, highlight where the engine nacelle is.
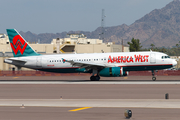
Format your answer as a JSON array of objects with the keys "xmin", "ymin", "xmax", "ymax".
[{"xmin": 99, "ymin": 67, "xmax": 128, "ymax": 77}]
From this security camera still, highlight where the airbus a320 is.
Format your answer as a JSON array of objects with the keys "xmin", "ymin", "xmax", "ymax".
[{"xmin": 4, "ymin": 29, "xmax": 177, "ymax": 81}]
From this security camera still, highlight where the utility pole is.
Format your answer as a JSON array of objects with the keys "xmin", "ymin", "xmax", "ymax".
[
  {"xmin": 100, "ymin": 9, "xmax": 106, "ymax": 40},
  {"xmin": 122, "ymin": 39, "xmax": 124, "ymax": 52}
]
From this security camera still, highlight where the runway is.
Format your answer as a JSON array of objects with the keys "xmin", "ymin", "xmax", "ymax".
[
  {"xmin": 1, "ymin": 81, "xmax": 180, "ymax": 85},
  {"xmin": 0, "ymin": 76, "xmax": 180, "ymax": 120},
  {"xmin": 1, "ymin": 107, "xmax": 180, "ymax": 120},
  {"xmin": 0, "ymin": 84, "xmax": 180, "ymax": 99},
  {"xmin": 1, "ymin": 99, "xmax": 180, "ymax": 109},
  {"xmin": 0, "ymin": 75, "xmax": 180, "ymax": 80}
]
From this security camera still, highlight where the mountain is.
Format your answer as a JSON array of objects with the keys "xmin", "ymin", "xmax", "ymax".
[
  {"xmin": 19, "ymin": 31, "xmax": 68, "ymax": 43},
  {"xmin": 20, "ymin": 0, "xmax": 180, "ymax": 48}
]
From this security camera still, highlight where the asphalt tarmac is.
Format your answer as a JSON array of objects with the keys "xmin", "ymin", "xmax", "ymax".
[
  {"xmin": 1, "ymin": 107, "xmax": 180, "ymax": 120},
  {"xmin": 0, "ymin": 75, "xmax": 180, "ymax": 120},
  {"xmin": 0, "ymin": 75, "xmax": 180, "ymax": 80},
  {"xmin": 0, "ymin": 84, "xmax": 179, "ymax": 99}
]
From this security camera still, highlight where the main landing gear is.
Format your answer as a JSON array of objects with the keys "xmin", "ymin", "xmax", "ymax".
[
  {"xmin": 152, "ymin": 70, "xmax": 156, "ymax": 81},
  {"xmin": 90, "ymin": 69, "xmax": 100, "ymax": 81},
  {"xmin": 90, "ymin": 75, "xmax": 100, "ymax": 81}
]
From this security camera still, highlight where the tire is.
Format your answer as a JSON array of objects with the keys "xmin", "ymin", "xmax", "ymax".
[
  {"xmin": 152, "ymin": 76, "xmax": 156, "ymax": 81},
  {"xmin": 90, "ymin": 76, "xmax": 100, "ymax": 81},
  {"xmin": 90, "ymin": 76, "xmax": 95, "ymax": 81},
  {"xmin": 95, "ymin": 76, "xmax": 100, "ymax": 81}
]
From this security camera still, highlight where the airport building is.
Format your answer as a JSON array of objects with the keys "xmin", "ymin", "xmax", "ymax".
[
  {"xmin": 51, "ymin": 34, "xmax": 129, "ymax": 53},
  {"xmin": 0, "ymin": 33, "xmax": 129, "ymax": 71}
]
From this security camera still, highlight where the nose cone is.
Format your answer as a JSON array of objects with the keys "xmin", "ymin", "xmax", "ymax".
[{"xmin": 172, "ymin": 60, "xmax": 177, "ymax": 67}]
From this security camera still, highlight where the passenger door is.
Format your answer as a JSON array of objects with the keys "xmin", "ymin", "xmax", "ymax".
[{"xmin": 150, "ymin": 53, "xmax": 156, "ymax": 63}]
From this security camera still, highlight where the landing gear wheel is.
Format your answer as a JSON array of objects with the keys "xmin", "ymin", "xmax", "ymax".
[
  {"xmin": 95, "ymin": 75, "xmax": 100, "ymax": 81},
  {"xmin": 152, "ymin": 76, "xmax": 156, "ymax": 81},
  {"xmin": 151, "ymin": 70, "xmax": 156, "ymax": 81},
  {"xmin": 90, "ymin": 75, "xmax": 100, "ymax": 81},
  {"xmin": 90, "ymin": 76, "xmax": 94, "ymax": 81}
]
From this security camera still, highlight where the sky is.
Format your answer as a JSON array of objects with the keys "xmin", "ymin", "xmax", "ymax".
[{"xmin": 0, "ymin": 0, "xmax": 173, "ymax": 34}]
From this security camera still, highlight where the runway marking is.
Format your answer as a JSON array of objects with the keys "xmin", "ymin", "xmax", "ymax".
[{"xmin": 69, "ymin": 107, "xmax": 92, "ymax": 112}]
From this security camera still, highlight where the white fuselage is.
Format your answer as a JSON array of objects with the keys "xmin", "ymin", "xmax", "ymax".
[{"xmin": 5, "ymin": 51, "xmax": 177, "ymax": 73}]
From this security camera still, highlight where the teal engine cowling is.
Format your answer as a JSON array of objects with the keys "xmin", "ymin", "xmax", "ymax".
[{"xmin": 99, "ymin": 67, "xmax": 128, "ymax": 77}]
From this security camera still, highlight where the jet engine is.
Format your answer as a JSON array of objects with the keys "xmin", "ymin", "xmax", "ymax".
[{"xmin": 99, "ymin": 67, "xmax": 128, "ymax": 77}]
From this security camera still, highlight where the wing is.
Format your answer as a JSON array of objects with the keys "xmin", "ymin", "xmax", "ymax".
[{"xmin": 62, "ymin": 58, "xmax": 116, "ymax": 72}]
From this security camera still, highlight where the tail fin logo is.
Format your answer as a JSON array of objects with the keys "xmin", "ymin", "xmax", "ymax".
[{"xmin": 10, "ymin": 35, "xmax": 28, "ymax": 55}]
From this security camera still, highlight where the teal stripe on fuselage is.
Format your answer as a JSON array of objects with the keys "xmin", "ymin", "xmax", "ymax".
[
  {"xmin": 38, "ymin": 68, "xmax": 91, "ymax": 73},
  {"xmin": 123, "ymin": 65, "xmax": 172, "ymax": 71},
  {"xmin": 38, "ymin": 68, "xmax": 79, "ymax": 73}
]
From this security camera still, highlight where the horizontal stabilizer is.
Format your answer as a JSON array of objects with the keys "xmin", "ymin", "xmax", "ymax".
[{"xmin": 4, "ymin": 58, "xmax": 27, "ymax": 64}]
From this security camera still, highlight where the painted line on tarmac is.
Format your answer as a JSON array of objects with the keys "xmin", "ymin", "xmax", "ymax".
[{"xmin": 69, "ymin": 107, "xmax": 92, "ymax": 112}]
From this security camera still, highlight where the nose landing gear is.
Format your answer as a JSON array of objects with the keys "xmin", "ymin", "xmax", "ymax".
[{"xmin": 152, "ymin": 70, "xmax": 156, "ymax": 81}]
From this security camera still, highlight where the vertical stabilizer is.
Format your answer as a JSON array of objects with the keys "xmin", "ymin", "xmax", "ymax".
[{"xmin": 6, "ymin": 29, "xmax": 40, "ymax": 57}]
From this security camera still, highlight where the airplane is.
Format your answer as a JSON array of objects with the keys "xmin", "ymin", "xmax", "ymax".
[{"xmin": 4, "ymin": 29, "xmax": 177, "ymax": 81}]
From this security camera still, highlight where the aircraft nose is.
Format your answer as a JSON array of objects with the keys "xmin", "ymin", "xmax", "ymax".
[{"xmin": 172, "ymin": 59, "xmax": 177, "ymax": 67}]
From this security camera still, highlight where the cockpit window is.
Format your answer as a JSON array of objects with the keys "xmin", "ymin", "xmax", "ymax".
[{"xmin": 162, "ymin": 56, "xmax": 170, "ymax": 59}]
